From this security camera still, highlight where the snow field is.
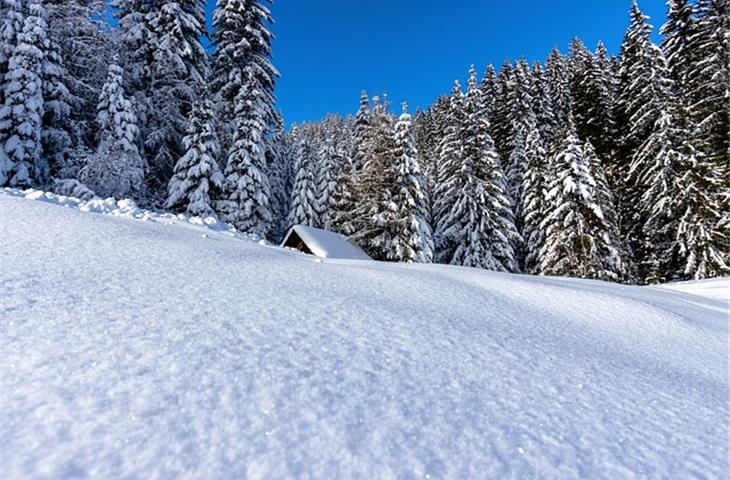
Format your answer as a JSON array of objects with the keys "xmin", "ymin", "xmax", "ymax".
[{"xmin": 1, "ymin": 189, "xmax": 728, "ymax": 479}]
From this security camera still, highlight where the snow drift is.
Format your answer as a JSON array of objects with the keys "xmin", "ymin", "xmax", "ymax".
[{"xmin": 0, "ymin": 188, "xmax": 728, "ymax": 479}]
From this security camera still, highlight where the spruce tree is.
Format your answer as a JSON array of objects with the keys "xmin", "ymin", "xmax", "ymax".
[
  {"xmin": 661, "ymin": 0, "xmax": 696, "ymax": 97},
  {"xmin": 44, "ymin": 0, "xmax": 112, "ymax": 166},
  {"xmin": 388, "ymin": 102, "xmax": 433, "ymax": 263},
  {"xmin": 213, "ymin": 0, "xmax": 277, "ymax": 237},
  {"xmin": 315, "ymin": 115, "xmax": 344, "ymax": 230},
  {"xmin": 530, "ymin": 61, "xmax": 557, "ymax": 147},
  {"xmin": 217, "ymin": 76, "xmax": 273, "ymax": 237},
  {"xmin": 350, "ymin": 96, "xmax": 399, "ymax": 260},
  {"xmin": 436, "ymin": 75, "xmax": 519, "ymax": 271},
  {"xmin": 490, "ymin": 60, "xmax": 513, "ymax": 161},
  {"xmin": 115, "ymin": 0, "xmax": 209, "ymax": 199},
  {"xmin": 616, "ymin": 1, "xmax": 674, "ymax": 273},
  {"xmin": 286, "ymin": 130, "xmax": 318, "ymax": 229},
  {"xmin": 80, "ymin": 62, "xmax": 145, "ymax": 200},
  {"xmin": 266, "ymin": 112, "xmax": 290, "ymax": 241},
  {"xmin": 0, "ymin": 0, "xmax": 46, "ymax": 187},
  {"xmin": 539, "ymin": 117, "xmax": 621, "ymax": 280},
  {"xmin": 0, "ymin": 0, "xmax": 24, "ymax": 104},
  {"xmin": 686, "ymin": 0, "xmax": 729, "ymax": 179},
  {"xmin": 521, "ymin": 125, "xmax": 549, "ymax": 273},
  {"xmin": 545, "ymin": 48, "xmax": 572, "ymax": 134},
  {"xmin": 165, "ymin": 95, "xmax": 224, "ymax": 218},
  {"xmin": 432, "ymin": 82, "xmax": 465, "ymax": 263},
  {"xmin": 352, "ymin": 90, "xmax": 371, "ymax": 170}
]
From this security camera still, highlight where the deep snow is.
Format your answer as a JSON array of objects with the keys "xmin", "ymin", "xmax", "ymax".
[{"xmin": 1, "ymin": 188, "xmax": 728, "ymax": 479}]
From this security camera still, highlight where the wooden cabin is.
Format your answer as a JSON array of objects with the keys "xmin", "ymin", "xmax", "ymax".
[{"xmin": 281, "ymin": 225, "xmax": 372, "ymax": 260}]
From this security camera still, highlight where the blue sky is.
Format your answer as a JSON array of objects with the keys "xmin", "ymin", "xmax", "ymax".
[{"xmin": 205, "ymin": 0, "xmax": 666, "ymax": 125}]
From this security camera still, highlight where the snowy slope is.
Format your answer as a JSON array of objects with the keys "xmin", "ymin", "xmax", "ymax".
[{"xmin": 1, "ymin": 189, "xmax": 728, "ymax": 479}]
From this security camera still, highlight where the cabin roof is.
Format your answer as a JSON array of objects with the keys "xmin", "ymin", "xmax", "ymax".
[{"xmin": 282, "ymin": 225, "xmax": 372, "ymax": 260}]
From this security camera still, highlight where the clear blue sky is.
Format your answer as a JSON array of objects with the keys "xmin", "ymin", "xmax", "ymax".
[{"xmin": 205, "ymin": 0, "xmax": 666, "ymax": 125}]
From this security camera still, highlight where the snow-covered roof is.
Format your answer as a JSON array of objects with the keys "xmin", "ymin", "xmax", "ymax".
[{"xmin": 282, "ymin": 225, "xmax": 372, "ymax": 260}]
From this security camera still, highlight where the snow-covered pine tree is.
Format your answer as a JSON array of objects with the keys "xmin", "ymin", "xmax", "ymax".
[
  {"xmin": 0, "ymin": 0, "xmax": 24, "ymax": 104},
  {"xmin": 545, "ymin": 47, "xmax": 572, "ymax": 134},
  {"xmin": 584, "ymin": 139, "xmax": 625, "ymax": 280},
  {"xmin": 80, "ymin": 62, "xmax": 145, "ymax": 200},
  {"xmin": 436, "ymin": 75, "xmax": 519, "ymax": 271},
  {"xmin": 632, "ymin": 99, "xmax": 728, "ymax": 281},
  {"xmin": 350, "ymin": 96, "xmax": 400, "ymax": 260},
  {"xmin": 352, "ymin": 89, "xmax": 371, "ymax": 170},
  {"xmin": 480, "ymin": 63, "xmax": 498, "ymax": 120},
  {"xmin": 686, "ymin": 0, "xmax": 729, "ymax": 180},
  {"xmin": 530, "ymin": 61, "xmax": 557, "ymax": 147},
  {"xmin": 217, "ymin": 75, "xmax": 273, "ymax": 237},
  {"xmin": 213, "ymin": 0, "xmax": 277, "ymax": 237},
  {"xmin": 0, "ymin": 0, "xmax": 46, "ymax": 187},
  {"xmin": 505, "ymin": 60, "xmax": 536, "ymax": 238},
  {"xmin": 616, "ymin": 1, "xmax": 672, "ymax": 174},
  {"xmin": 212, "ymin": 0, "xmax": 277, "ymax": 152},
  {"xmin": 266, "ymin": 112, "xmax": 290, "ymax": 241},
  {"xmin": 315, "ymin": 115, "xmax": 345, "ymax": 231},
  {"xmin": 661, "ymin": 0, "xmax": 696, "ymax": 98},
  {"xmin": 507, "ymin": 125, "xmax": 529, "ymax": 247},
  {"xmin": 539, "ymin": 116, "xmax": 621, "ymax": 280},
  {"xmin": 40, "ymin": 31, "xmax": 72, "ymax": 179},
  {"xmin": 286, "ymin": 129, "xmax": 319, "ymax": 229},
  {"xmin": 521, "ymin": 124, "xmax": 549, "ymax": 273},
  {"xmin": 490, "ymin": 59, "xmax": 513, "ymax": 161},
  {"xmin": 432, "ymin": 82, "xmax": 465, "ymax": 263},
  {"xmin": 672, "ymin": 146, "xmax": 729, "ymax": 280},
  {"xmin": 165, "ymin": 95, "xmax": 224, "ymax": 218},
  {"xmin": 616, "ymin": 1, "xmax": 675, "ymax": 272},
  {"xmin": 114, "ymin": 0, "xmax": 209, "ymax": 200},
  {"xmin": 44, "ymin": 0, "xmax": 112, "ymax": 165},
  {"xmin": 388, "ymin": 102, "xmax": 433, "ymax": 263}
]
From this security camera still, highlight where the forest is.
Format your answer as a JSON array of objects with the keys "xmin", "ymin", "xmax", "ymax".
[{"xmin": 0, "ymin": 0, "xmax": 728, "ymax": 284}]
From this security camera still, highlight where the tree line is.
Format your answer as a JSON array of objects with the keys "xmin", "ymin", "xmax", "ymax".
[
  {"xmin": 282, "ymin": 0, "xmax": 729, "ymax": 284},
  {"xmin": 0, "ymin": 0, "xmax": 727, "ymax": 284}
]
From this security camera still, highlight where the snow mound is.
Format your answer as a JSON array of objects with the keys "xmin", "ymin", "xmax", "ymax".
[
  {"xmin": 657, "ymin": 277, "xmax": 729, "ymax": 303},
  {"xmin": 1, "ymin": 187, "xmax": 263, "ymax": 243},
  {"xmin": 0, "ymin": 192, "xmax": 728, "ymax": 479}
]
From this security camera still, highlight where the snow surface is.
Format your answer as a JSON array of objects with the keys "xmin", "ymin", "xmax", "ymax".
[
  {"xmin": 1, "ymin": 188, "xmax": 728, "ymax": 479},
  {"xmin": 656, "ymin": 278, "xmax": 729, "ymax": 304},
  {"xmin": 283, "ymin": 224, "xmax": 372, "ymax": 260}
]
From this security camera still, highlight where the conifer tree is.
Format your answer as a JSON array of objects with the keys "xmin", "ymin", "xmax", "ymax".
[
  {"xmin": 352, "ymin": 90, "xmax": 372, "ymax": 170},
  {"xmin": 436, "ymin": 75, "xmax": 519, "ymax": 271},
  {"xmin": 266, "ymin": 112, "xmax": 290, "ymax": 240},
  {"xmin": 521, "ymin": 125, "xmax": 549, "ymax": 272},
  {"xmin": 490, "ymin": 60, "xmax": 513, "ymax": 161},
  {"xmin": 388, "ymin": 102, "xmax": 433, "ymax": 263},
  {"xmin": 44, "ymin": 0, "xmax": 112, "ymax": 164},
  {"xmin": 432, "ymin": 82, "xmax": 465, "ymax": 262},
  {"xmin": 0, "ymin": 0, "xmax": 46, "ymax": 187},
  {"xmin": 315, "ymin": 115, "xmax": 345, "ymax": 230},
  {"xmin": 539, "ymin": 117, "xmax": 621, "ymax": 280},
  {"xmin": 217, "ymin": 78, "xmax": 273, "ymax": 237},
  {"xmin": 80, "ymin": 62, "xmax": 145, "ymax": 200},
  {"xmin": 286, "ymin": 131, "xmax": 318, "ymax": 229},
  {"xmin": 213, "ymin": 0, "xmax": 277, "ymax": 237},
  {"xmin": 0, "ymin": 0, "xmax": 24, "ymax": 104},
  {"xmin": 616, "ymin": 1, "xmax": 674, "ymax": 272},
  {"xmin": 546, "ymin": 48, "xmax": 572, "ymax": 134},
  {"xmin": 480, "ymin": 64, "xmax": 498, "ymax": 120},
  {"xmin": 686, "ymin": 0, "xmax": 729, "ymax": 178},
  {"xmin": 40, "ymin": 33, "xmax": 72, "ymax": 179},
  {"xmin": 661, "ymin": 0, "xmax": 696, "ymax": 97},
  {"xmin": 530, "ymin": 61, "xmax": 557, "ymax": 147},
  {"xmin": 350, "ymin": 96, "xmax": 399, "ymax": 260},
  {"xmin": 165, "ymin": 95, "xmax": 224, "ymax": 218}
]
